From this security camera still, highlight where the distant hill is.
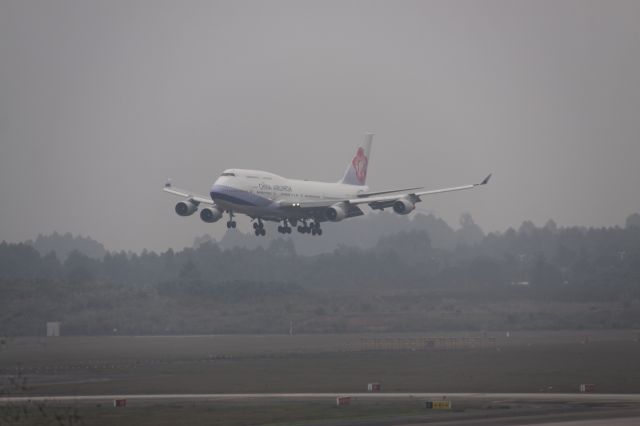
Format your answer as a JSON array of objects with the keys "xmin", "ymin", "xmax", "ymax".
[
  {"xmin": 26, "ymin": 232, "xmax": 107, "ymax": 260},
  {"xmin": 194, "ymin": 212, "xmax": 485, "ymax": 256}
]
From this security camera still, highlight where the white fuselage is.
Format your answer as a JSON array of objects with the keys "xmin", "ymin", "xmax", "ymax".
[
  {"xmin": 165, "ymin": 133, "xmax": 489, "ymax": 235},
  {"xmin": 210, "ymin": 169, "xmax": 367, "ymax": 221}
]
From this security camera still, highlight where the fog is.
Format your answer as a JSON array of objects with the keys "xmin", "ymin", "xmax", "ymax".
[{"xmin": 1, "ymin": 0, "xmax": 640, "ymax": 252}]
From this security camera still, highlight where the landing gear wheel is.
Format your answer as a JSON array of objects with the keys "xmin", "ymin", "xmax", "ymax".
[
  {"xmin": 227, "ymin": 211, "xmax": 236, "ymax": 230},
  {"xmin": 279, "ymin": 219, "xmax": 293, "ymax": 235},
  {"xmin": 253, "ymin": 219, "xmax": 266, "ymax": 236}
]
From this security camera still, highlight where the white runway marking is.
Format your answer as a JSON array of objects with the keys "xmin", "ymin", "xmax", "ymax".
[{"xmin": 529, "ymin": 419, "xmax": 640, "ymax": 426}]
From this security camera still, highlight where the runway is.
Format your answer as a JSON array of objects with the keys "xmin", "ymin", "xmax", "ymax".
[
  {"xmin": 2, "ymin": 392, "xmax": 640, "ymax": 403},
  {"xmin": 3, "ymin": 392, "xmax": 640, "ymax": 426}
]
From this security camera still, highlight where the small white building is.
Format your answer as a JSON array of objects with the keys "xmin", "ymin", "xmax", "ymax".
[{"xmin": 46, "ymin": 322, "xmax": 61, "ymax": 337}]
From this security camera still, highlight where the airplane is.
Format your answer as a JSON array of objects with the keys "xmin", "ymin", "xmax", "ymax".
[{"xmin": 163, "ymin": 133, "xmax": 491, "ymax": 236}]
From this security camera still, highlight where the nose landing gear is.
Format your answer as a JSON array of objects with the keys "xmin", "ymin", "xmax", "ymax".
[{"xmin": 226, "ymin": 211, "xmax": 237, "ymax": 229}]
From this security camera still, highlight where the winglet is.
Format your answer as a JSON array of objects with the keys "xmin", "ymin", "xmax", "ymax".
[
  {"xmin": 480, "ymin": 174, "xmax": 492, "ymax": 185},
  {"xmin": 165, "ymin": 179, "xmax": 172, "ymax": 188}
]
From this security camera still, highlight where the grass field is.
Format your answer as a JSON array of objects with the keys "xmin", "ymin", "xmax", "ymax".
[{"xmin": 2, "ymin": 330, "xmax": 640, "ymax": 425}]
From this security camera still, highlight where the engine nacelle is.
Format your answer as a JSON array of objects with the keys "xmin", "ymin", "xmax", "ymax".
[
  {"xmin": 175, "ymin": 201, "xmax": 198, "ymax": 216},
  {"xmin": 392, "ymin": 197, "xmax": 416, "ymax": 215},
  {"xmin": 200, "ymin": 206, "xmax": 223, "ymax": 223},
  {"xmin": 325, "ymin": 202, "xmax": 348, "ymax": 222}
]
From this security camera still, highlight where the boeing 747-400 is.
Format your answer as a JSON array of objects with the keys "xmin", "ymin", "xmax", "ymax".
[{"xmin": 163, "ymin": 133, "xmax": 491, "ymax": 236}]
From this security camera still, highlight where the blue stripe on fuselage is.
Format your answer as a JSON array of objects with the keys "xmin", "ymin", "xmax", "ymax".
[{"xmin": 210, "ymin": 184, "xmax": 272, "ymax": 207}]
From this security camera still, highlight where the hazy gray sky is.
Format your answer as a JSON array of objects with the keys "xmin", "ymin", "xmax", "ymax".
[{"xmin": 1, "ymin": 0, "xmax": 639, "ymax": 252}]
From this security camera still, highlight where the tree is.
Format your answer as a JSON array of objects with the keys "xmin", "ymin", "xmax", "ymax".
[
  {"xmin": 519, "ymin": 220, "xmax": 537, "ymax": 236},
  {"xmin": 457, "ymin": 213, "xmax": 484, "ymax": 246},
  {"xmin": 626, "ymin": 213, "xmax": 640, "ymax": 229},
  {"xmin": 375, "ymin": 230, "xmax": 432, "ymax": 267},
  {"xmin": 179, "ymin": 260, "xmax": 201, "ymax": 282},
  {"xmin": 530, "ymin": 254, "xmax": 563, "ymax": 289},
  {"xmin": 64, "ymin": 250, "xmax": 98, "ymax": 283},
  {"xmin": 544, "ymin": 219, "xmax": 558, "ymax": 234},
  {"xmin": 38, "ymin": 251, "xmax": 62, "ymax": 280}
]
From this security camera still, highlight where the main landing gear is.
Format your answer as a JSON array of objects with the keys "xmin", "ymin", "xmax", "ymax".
[
  {"xmin": 226, "ymin": 211, "xmax": 237, "ymax": 229},
  {"xmin": 277, "ymin": 219, "xmax": 293, "ymax": 234},
  {"xmin": 253, "ymin": 219, "xmax": 266, "ymax": 236},
  {"xmin": 297, "ymin": 220, "xmax": 323, "ymax": 236}
]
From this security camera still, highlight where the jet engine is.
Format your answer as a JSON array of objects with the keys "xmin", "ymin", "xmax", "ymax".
[
  {"xmin": 175, "ymin": 200, "xmax": 198, "ymax": 216},
  {"xmin": 200, "ymin": 206, "xmax": 223, "ymax": 223},
  {"xmin": 325, "ymin": 202, "xmax": 348, "ymax": 222},
  {"xmin": 392, "ymin": 197, "xmax": 415, "ymax": 215}
]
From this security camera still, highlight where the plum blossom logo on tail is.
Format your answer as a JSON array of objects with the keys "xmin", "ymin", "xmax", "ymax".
[{"xmin": 352, "ymin": 147, "xmax": 368, "ymax": 184}]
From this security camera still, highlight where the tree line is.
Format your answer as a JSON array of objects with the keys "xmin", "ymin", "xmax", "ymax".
[{"xmin": 1, "ymin": 214, "xmax": 639, "ymax": 335}]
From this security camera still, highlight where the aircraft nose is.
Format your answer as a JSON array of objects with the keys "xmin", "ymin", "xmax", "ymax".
[{"xmin": 211, "ymin": 176, "xmax": 225, "ymax": 188}]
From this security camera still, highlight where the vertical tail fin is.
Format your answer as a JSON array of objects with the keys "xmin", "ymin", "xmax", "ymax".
[{"xmin": 340, "ymin": 133, "xmax": 373, "ymax": 186}]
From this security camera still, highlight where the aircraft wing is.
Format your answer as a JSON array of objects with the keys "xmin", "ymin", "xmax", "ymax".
[
  {"xmin": 356, "ymin": 186, "xmax": 424, "ymax": 197},
  {"xmin": 353, "ymin": 174, "xmax": 492, "ymax": 208},
  {"xmin": 280, "ymin": 174, "xmax": 491, "ymax": 211},
  {"xmin": 162, "ymin": 180, "xmax": 214, "ymax": 205}
]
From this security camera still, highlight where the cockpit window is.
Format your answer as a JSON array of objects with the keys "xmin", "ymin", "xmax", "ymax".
[{"xmin": 220, "ymin": 172, "xmax": 236, "ymax": 177}]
